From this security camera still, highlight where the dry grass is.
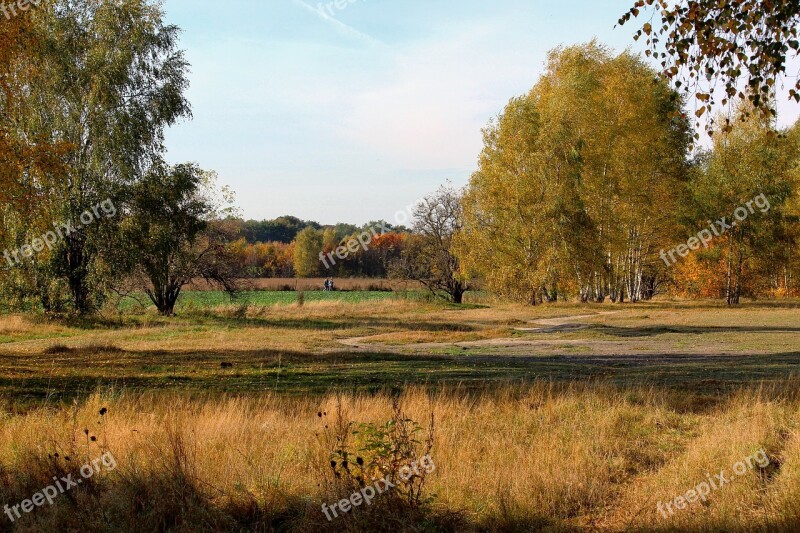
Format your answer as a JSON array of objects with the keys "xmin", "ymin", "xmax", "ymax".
[
  {"xmin": 2, "ymin": 299, "xmax": 800, "ymax": 530},
  {"xmin": 0, "ymin": 385, "xmax": 799, "ymax": 531}
]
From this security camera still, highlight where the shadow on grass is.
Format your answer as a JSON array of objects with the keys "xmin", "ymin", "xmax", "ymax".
[
  {"xmin": 52, "ymin": 313, "xmax": 478, "ymax": 334},
  {"xmin": 591, "ymin": 324, "xmax": 800, "ymax": 337},
  {"xmin": 0, "ymin": 466, "xmax": 478, "ymax": 532},
  {"xmin": 2, "ymin": 342, "xmax": 800, "ymax": 406},
  {"xmin": 3, "ymin": 436, "xmax": 799, "ymax": 532}
]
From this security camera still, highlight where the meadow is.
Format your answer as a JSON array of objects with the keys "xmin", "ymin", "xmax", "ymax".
[
  {"xmin": 1, "ymin": 293, "xmax": 800, "ymax": 531},
  {"xmin": 5, "ymin": 1, "xmax": 798, "ymax": 531},
  {"xmin": 116, "ymin": 290, "xmax": 407, "ymax": 312}
]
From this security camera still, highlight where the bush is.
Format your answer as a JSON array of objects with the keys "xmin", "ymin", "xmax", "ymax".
[{"xmin": 319, "ymin": 397, "xmax": 437, "ymax": 528}]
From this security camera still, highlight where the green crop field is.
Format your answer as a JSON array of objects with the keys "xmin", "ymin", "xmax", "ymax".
[{"xmin": 115, "ymin": 290, "xmax": 433, "ymax": 311}]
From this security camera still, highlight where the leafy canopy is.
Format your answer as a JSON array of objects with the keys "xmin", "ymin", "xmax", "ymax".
[{"xmin": 620, "ymin": 0, "xmax": 800, "ymax": 136}]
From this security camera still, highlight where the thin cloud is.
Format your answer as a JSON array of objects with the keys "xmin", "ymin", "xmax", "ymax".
[{"xmin": 292, "ymin": 0, "xmax": 384, "ymax": 47}]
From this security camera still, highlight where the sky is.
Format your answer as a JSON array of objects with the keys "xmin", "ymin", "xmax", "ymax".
[{"xmin": 162, "ymin": 0, "xmax": 800, "ymax": 225}]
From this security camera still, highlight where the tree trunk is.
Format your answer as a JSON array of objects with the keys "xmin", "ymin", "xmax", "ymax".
[
  {"xmin": 452, "ymin": 287, "xmax": 464, "ymax": 304},
  {"xmin": 733, "ymin": 235, "xmax": 745, "ymax": 305},
  {"xmin": 148, "ymin": 278, "xmax": 182, "ymax": 316},
  {"xmin": 65, "ymin": 234, "xmax": 92, "ymax": 314},
  {"xmin": 726, "ymin": 233, "xmax": 734, "ymax": 306}
]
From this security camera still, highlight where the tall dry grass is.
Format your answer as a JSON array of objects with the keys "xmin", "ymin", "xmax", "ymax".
[{"xmin": 0, "ymin": 384, "xmax": 799, "ymax": 531}]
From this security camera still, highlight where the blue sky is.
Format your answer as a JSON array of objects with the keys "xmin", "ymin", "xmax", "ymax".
[{"xmin": 162, "ymin": 0, "xmax": 800, "ymax": 225}]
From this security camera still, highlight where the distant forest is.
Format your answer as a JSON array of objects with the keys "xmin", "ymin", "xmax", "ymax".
[
  {"xmin": 231, "ymin": 217, "xmax": 408, "ymax": 245},
  {"xmin": 225, "ymin": 217, "xmax": 412, "ymax": 280}
]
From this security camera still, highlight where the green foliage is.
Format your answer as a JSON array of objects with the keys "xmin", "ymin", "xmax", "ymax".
[
  {"xmin": 293, "ymin": 227, "xmax": 324, "ymax": 278},
  {"xmin": 326, "ymin": 398, "xmax": 436, "ymax": 514},
  {"xmin": 236, "ymin": 216, "xmax": 321, "ymax": 244},
  {"xmin": 0, "ymin": 0, "xmax": 191, "ymax": 314},
  {"xmin": 684, "ymin": 105, "xmax": 800, "ymax": 303},
  {"xmin": 121, "ymin": 162, "xmax": 239, "ymax": 316},
  {"xmin": 457, "ymin": 42, "xmax": 691, "ymax": 304}
]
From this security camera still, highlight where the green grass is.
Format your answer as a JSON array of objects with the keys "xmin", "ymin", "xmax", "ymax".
[
  {"xmin": 2, "ymin": 299, "xmax": 800, "ymax": 406},
  {"xmin": 118, "ymin": 290, "xmax": 423, "ymax": 311}
]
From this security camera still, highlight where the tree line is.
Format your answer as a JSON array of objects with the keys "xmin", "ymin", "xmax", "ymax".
[
  {"xmin": 267, "ymin": 51, "xmax": 800, "ymax": 307},
  {"xmin": 455, "ymin": 43, "xmax": 800, "ymax": 305}
]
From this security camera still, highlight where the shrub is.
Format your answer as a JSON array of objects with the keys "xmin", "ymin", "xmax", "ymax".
[{"xmin": 319, "ymin": 397, "xmax": 436, "ymax": 528}]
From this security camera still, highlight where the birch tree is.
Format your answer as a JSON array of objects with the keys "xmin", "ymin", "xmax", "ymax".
[{"xmin": 457, "ymin": 42, "xmax": 690, "ymax": 304}]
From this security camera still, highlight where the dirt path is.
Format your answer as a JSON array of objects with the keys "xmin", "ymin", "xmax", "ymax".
[
  {"xmin": 337, "ymin": 311, "xmax": 623, "ymax": 351},
  {"xmin": 513, "ymin": 311, "xmax": 621, "ymax": 333}
]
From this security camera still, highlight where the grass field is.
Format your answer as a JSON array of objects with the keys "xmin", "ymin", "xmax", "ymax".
[
  {"xmin": 186, "ymin": 278, "xmax": 426, "ymax": 292},
  {"xmin": 1, "ymin": 295, "xmax": 800, "ymax": 531},
  {"xmin": 116, "ymin": 290, "xmax": 413, "ymax": 312}
]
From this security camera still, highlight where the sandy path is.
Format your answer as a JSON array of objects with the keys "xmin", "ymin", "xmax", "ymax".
[
  {"xmin": 513, "ymin": 311, "xmax": 621, "ymax": 333},
  {"xmin": 337, "ymin": 311, "xmax": 622, "ymax": 351}
]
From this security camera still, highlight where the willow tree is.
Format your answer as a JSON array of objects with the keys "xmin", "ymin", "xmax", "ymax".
[
  {"xmin": 122, "ymin": 163, "xmax": 239, "ymax": 316},
  {"xmin": 457, "ymin": 42, "xmax": 691, "ymax": 304}
]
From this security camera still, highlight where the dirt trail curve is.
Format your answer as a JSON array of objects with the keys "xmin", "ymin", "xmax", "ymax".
[
  {"xmin": 513, "ymin": 311, "xmax": 621, "ymax": 333},
  {"xmin": 337, "ymin": 311, "xmax": 622, "ymax": 350}
]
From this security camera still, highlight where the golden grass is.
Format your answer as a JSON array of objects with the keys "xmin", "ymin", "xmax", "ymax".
[
  {"xmin": 1, "ymin": 384, "xmax": 800, "ymax": 531},
  {"xmin": 2, "ymin": 300, "xmax": 800, "ymax": 530}
]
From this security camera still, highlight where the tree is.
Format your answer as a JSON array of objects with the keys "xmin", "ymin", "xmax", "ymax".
[
  {"xmin": 456, "ymin": 94, "xmax": 583, "ymax": 305},
  {"xmin": 0, "ymin": 9, "xmax": 74, "ymax": 312},
  {"xmin": 229, "ymin": 239, "xmax": 295, "ymax": 278},
  {"xmin": 620, "ymin": 0, "xmax": 800, "ymax": 135},
  {"xmin": 391, "ymin": 185, "xmax": 468, "ymax": 303},
  {"xmin": 457, "ymin": 43, "xmax": 691, "ymax": 304},
  {"xmin": 121, "ymin": 163, "xmax": 239, "ymax": 316},
  {"xmin": 684, "ymin": 106, "xmax": 798, "ymax": 305},
  {"xmin": 768, "ymin": 122, "xmax": 800, "ymax": 296},
  {"xmin": 238, "ymin": 216, "xmax": 321, "ymax": 244},
  {"xmin": 293, "ymin": 227, "xmax": 324, "ymax": 278},
  {"xmin": 357, "ymin": 232, "xmax": 405, "ymax": 278},
  {"xmin": 0, "ymin": 15, "xmax": 54, "ymax": 187},
  {"xmin": 18, "ymin": 0, "xmax": 191, "ymax": 313}
]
